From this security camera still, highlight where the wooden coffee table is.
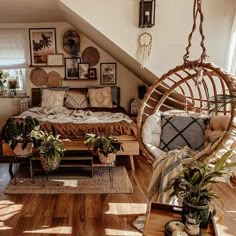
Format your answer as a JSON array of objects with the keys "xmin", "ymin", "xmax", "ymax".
[{"xmin": 144, "ymin": 203, "xmax": 217, "ymax": 236}]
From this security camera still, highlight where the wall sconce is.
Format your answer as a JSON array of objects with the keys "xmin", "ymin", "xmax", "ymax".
[{"xmin": 139, "ymin": 0, "xmax": 156, "ymax": 28}]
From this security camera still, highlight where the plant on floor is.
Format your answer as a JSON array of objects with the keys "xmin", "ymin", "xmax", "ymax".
[
  {"xmin": 164, "ymin": 151, "xmax": 236, "ymax": 228},
  {"xmin": 31, "ymin": 126, "xmax": 66, "ymax": 172},
  {"xmin": 2, "ymin": 116, "xmax": 39, "ymax": 156},
  {"xmin": 84, "ymin": 133, "xmax": 124, "ymax": 163}
]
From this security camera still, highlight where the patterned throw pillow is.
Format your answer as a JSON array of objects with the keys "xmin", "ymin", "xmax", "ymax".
[
  {"xmin": 64, "ymin": 92, "xmax": 88, "ymax": 109},
  {"xmin": 88, "ymin": 87, "xmax": 113, "ymax": 108},
  {"xmin": 159, "ymin": 115, "xmax": 207, "ymax": 151},
  {"xmin": 41, "ymin": 89, "xmax": 65, "ymax": 109}
]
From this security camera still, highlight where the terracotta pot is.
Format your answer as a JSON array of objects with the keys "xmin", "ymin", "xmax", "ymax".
[
  {"xmin": 40, "ymin": 154, "xmax": 61, "ymax": 172},
  {"xmin": 13, "ymin": 142, "xmax": 32, "ymax": 157},
  {"xmin": 98, "ymin": 152, "xmax": 116, "ymax": 164},
  {"xmin": 1, "ymin": 90, "xmax": 8, "ymax": 96}
]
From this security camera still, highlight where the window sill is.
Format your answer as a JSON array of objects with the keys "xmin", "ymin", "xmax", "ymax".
[{"xmin": 0, "ymin": 95, "xmax": 29, "ymax": 98}]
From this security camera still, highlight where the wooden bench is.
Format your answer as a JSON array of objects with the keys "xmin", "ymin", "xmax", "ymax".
[{"xmin": 2, "ymin": 136, "xmax": 139, "ymax": 178}]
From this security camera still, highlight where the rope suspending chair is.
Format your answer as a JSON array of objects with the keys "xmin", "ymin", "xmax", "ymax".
[{"xmin": 137, "ymin": 0, "xmax": 236, "ymax": 164}]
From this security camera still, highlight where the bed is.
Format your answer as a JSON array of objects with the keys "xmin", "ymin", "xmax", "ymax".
[{"xmin": 2, "ymin": 86, "xmax": 139, "ymax": 175}]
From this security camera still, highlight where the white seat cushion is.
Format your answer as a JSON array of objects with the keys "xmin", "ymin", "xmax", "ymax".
[{"xmin": 142, "ymin": 113, "xmax": 165, "ymax": 159}]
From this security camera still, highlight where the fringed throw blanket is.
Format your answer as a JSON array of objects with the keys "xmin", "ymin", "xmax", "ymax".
[{"xmin": 147, "ymin": 146, "xmax": 195, "ymax": 204}]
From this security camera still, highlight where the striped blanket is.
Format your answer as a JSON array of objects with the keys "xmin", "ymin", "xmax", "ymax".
[{"xmin": 147, "ymin": 146, "xmax": 196, "ymax": 204}]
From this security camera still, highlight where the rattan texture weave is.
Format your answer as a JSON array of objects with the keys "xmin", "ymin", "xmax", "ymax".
[{"xmin": 137, "ymin": 62, "xmax": 236, "ymax": 163}]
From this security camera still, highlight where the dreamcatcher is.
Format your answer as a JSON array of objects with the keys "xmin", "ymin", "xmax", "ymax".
[{"xmin": 137, "ymin": 29, "xmax": 152, "ymax": 68}]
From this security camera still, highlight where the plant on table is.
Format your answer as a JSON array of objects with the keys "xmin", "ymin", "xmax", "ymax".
[
  {"xmin": 31, "ymin": 126, "xmax": 66, "ymax": 172},
  {"xmin": 0, "ymin": 70, "xmax": 8, "ymax": 95},
  {"xmin": 164, "ymin": 151, "xmax": 236, "ymax": 228},
  {"xmin": 2, "ymin": 116, "xmax": 39, "ymax": 157},
  {"xmin": 84, "ymin": 134, "xmax": 124, "ymax": 164}
]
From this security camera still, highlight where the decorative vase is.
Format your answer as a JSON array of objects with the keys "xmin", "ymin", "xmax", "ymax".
[
  {"xmin": 182, "ymin": 199, "xmax": 210, "ymax": 228},
  {"xmin": 13, "ymin": 142, "xmax": 32, "ymax": 157},
  {"xmin": 98, "ymin": 152, "xmax": 116, "ymax": 164},
  {"xmin": 40, "ymin": 154, "xmax": 61, "ymax": 172}
]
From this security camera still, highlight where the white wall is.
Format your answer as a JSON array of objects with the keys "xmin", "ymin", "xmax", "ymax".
[
  {"xmin": 60, "ymin": 0, "xmax": 235, "ymax": 75},
  {"xmin": 0, "ymin": 22, "xmax": 144, "ymax": 123}
]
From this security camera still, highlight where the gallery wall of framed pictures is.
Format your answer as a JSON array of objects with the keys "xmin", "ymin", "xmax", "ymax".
[{"xmin": 29, "ymin": 27, "xmax": 117, "ymax": 85}]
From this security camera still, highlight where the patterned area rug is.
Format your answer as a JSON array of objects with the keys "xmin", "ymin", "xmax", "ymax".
[{"xmin": 4, "ymin": 167, "xmax": 133, "ymax": 194}]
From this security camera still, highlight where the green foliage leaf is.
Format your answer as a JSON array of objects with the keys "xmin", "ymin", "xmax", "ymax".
[
  {"xmin": 214, "ymin": 150, "xmax": 233, "ymax": 171},
  {"xmin": 84, "ymin": 133, "xmax": 123, "ymax": 157}
]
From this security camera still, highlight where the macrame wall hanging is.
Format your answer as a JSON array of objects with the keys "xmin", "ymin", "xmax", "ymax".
[{"xmin": 137, "ymin": 29, "xmax": 152, "ymax": 68}]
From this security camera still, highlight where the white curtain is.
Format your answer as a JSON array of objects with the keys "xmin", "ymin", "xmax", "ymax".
[
  {"xmin": 0, "ymin": 29, "xmax": 27, "ymax": 69},
  {"xmin": 226, "ymin": 7, "xmax": 236, "ymax": 75}
]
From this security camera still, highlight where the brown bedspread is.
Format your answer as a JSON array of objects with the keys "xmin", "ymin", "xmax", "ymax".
[{"xmin": 40, "ymin": 121, "xmax": 137, "ymax": 139}]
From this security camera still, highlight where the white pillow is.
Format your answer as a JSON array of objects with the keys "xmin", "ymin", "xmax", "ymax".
[
  {"xmin": 142, "ymin": 113, "xmax": 166, "ymax": 158},
  {"xmin": 142, "ymin": 113, "xmax": 162, "ymax": 147},
  {"xmin": 64, "ymin": 92, "xmax": 88, "ymax": 109},
  {"xmin": 88, "ymin": 87, "xmax": 113, "ymax": 108},
  {"xmin": 41, "ymin": 89, "xmax": 65, "ymax": 109}
]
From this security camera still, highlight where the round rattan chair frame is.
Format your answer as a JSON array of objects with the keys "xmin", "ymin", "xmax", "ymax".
[{"xmin": 137, "ymin": 62, "xmax": 236, "ymax": 163}]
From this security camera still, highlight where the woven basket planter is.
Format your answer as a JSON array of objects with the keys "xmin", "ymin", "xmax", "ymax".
[
  {"xmin": 40, "ymin": 154, "xmax": 61, "ymax": 172},
  {"xmin": 98, "ymin": 152, "xmax": 116, "ymax": 164}
]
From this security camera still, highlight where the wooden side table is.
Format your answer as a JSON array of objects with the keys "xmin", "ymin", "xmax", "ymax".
[{"xmin": 144, "ymin": 203, "xmax": 217, "ymax": 236}]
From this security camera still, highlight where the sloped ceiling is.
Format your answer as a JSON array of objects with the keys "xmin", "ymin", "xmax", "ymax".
[
  {"xmin": 58, "ymin": 2, "xmax": 157, "ymax": 85},
  {"xmin": 0, "ymin": 0, "xmax": 63, "ymax": 23}
]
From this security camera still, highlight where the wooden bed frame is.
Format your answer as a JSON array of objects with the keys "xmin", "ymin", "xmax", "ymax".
[{"xmin": 2, "ymin": 86, "xmax": 139, "ymax": 176}]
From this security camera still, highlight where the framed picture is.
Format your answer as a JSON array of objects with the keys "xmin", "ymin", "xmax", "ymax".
[
  {"xmin": 29, "ymin": 28, "xmax": 57, "ymax": 66},
  {"xmin": 78, "ymin": 63, "xmax": 90, "ymax": 79},
  {"xmin": 47, "ymin": 53, "xmax": 64, "ymax": 66},
  {"xmin": 88, "ymin": 68, "xmax": 97, "ymax": 80},
  {"xmin": 64, "ymin": 57, "xmax": 81, "ymax": 79},
  {"xmin": 100, "ymin": 63, "xmax": 117, "ymax": 85}
]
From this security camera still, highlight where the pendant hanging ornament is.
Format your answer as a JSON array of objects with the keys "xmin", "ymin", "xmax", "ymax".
[{"xmin": 137, "ymin": 30, "xmax": 152, "ymax": 68}]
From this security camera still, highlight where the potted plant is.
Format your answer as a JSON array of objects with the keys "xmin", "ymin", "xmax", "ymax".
[
  {"xmin": 0, "ymin": 70, "xmax": 8, "ymax": 96},
  {"xmin": 2, "ymin": 116, "xmax": 39, "ymax": 157},
  {"xmin": 164, "ymin": 151, "xmax": 236, "ymax": 228},
  {"xmin": 84, "ymin": 133, "xmax": 124, "ymax": 164},
  {"xmin": 31, "ymin": 128, "xmax": 65, "ymax": 172}
]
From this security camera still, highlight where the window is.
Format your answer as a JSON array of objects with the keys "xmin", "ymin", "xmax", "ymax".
[
  {"xmin": 0, "ymin": 29, "xmax": 27, "ymax": 93},
  {"xmin": 0, "ymin": 69, "xmax": 26, "ymax": 93}
]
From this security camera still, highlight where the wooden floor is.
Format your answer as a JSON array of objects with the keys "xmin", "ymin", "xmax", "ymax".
[{"xmin": 0, "ymin": 156, "xmax": 236, "ymax": 236}]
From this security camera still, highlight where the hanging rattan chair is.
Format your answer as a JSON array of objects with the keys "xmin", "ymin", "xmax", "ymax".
[
  {"xmin": 137, "ymin": 0, "xmax": 236, "ymax": 164},
  {"xmin": 131, "ymin": 1, "xmax": 236, "ymax": 233}
]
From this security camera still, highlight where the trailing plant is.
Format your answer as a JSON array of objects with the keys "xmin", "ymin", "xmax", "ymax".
[
  {"xmin": 67, "ymin": 31, "xmax": 79, "ymax": 69},
  {"xmin": 2, "ymin": 116, "xmax": 39, "ymax": 150},
  {"xmin": 84, "ymin": 133, "xmax": 124, "ymax": 157}
]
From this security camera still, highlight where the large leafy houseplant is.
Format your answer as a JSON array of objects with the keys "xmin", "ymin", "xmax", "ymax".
[
  {"xmin": 165, "ymin": 150, "xmax": 236, "ymax": 228},
  {"xmin": 2, "ymin": 116, "xmax": 39, "ymax": 156},
  {"xmin": 31, "ymin": 128, "xmax": 66, "ymax": 172},
  {"xmin": 84, "ymin": 134, "xmax": 124, "ymax": 163}
]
